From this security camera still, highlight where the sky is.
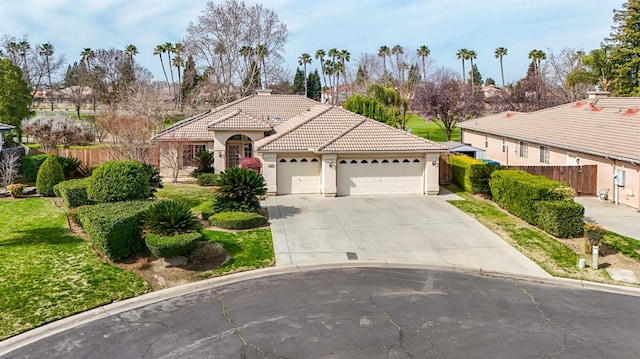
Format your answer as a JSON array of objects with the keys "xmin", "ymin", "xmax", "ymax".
[{"xmin": 0, "ymin": 0, "xmax": 626, "ymax": 86}]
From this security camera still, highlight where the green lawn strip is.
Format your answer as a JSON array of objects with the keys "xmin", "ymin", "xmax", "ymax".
[
  {"xmin": 602, "ymin": 231, "xmax": 640, "ymax": 263},
  {"xmin": 156, "ymin": 183, "xmax": 213, "ymax": 213},
  {"xmin": 199, "ymin": 228, "xmax": 273, "ymax": 278},
  {"xmin": 405, "ymin": 115, "xmax": 460, "ymax": 142},
  {"xmin": 446, "ymin": 190, "xmax": 617, "ymax": 282},
  {"xmin": 0, "ymin": 198, "xmax": 147, "ymax": 340}
]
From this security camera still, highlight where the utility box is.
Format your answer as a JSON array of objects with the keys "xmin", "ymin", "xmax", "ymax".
[{"xmin": 614, "ymin": 169, "xmax": 625, "ymax": 186}]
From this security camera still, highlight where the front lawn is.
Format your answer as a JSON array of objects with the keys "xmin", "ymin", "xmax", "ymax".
[
  {"xmin": 0, "ymin": 198, "xmax": 148, "ymax": 340},
  {"xmin": 406, "ymin": 115, "xmax": 460, "ymax": 142},
  {"xmin": 200, "ymin": 229, "xmax": 273, "ymax": 278},
  {"xmin": 156, "ymin": 182, "xmax": 213, "ymax": 213}
]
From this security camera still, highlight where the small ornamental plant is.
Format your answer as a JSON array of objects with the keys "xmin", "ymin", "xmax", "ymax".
[
  {"xmin": 239, "ymin": 157, "xmax": 262, "ymax": 173},
  {"xmin": 7, "ymin": 183, "xmax": 24, "ymax": 197}
]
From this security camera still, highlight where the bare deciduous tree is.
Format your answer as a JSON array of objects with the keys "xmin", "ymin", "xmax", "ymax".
[
  {"xmin": 156, "ymin": 134, "xmax": 193, "ymax": 183},
  {"xmin": 0, "ymin": 150, "xmax": 20, "ymax": 186},
  {"xmin": 94, "ymin": 113, "xmax": 156, "ymax": 163},
  {"xmin": 21, "ymin": 114, "xmax": 94, "ymax": 148}
]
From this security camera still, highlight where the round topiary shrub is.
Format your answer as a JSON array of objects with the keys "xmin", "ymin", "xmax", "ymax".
[
  {"xmin": 145, "ymin": 232, "xmax": 202, "ymax": 258},
  {"xmin": 197, "ymin": 173, "xmax": 219, "ymax": 186},
  {"xmin": 143, "ymin": 200, "xmax": 201, "ymax": 236},
  {"xmin": 36, "ymin": 155, "xmax": 65, "ymax": 197},
  {"xmin": 87, "ymin": 160, "xmax": 151, "ymax": 203},
  {"xmin": 209, "ymin": 211, "xmax": 267, "ymax": 229}
]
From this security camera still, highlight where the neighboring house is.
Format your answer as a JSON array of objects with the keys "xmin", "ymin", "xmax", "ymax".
[
  {"xmin": 441, "ymin": 141, "xmax": 486, "ymax": 160},
  {"xmin": 0, "ymin": 123, "xmax": 14, "ymax": 150},
  {"xmin": 458, "ymin": 90, "xmax": 640, "ymax": 210},
  {"xmin": 154, "ymin": 89, "xmax": 447, "ymax": 196},
  {"xmin": 482, "ymin": 84, "xmax": 502, "ymax": 98}
]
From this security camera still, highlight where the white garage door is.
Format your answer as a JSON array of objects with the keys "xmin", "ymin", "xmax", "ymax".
[
  {"xmin": 277, "ymin": 157, "xmax": 321, "ymax": 194},
  {"xmin": 337, "ymin": 158, "xmax": 424, "ymax": 196}
]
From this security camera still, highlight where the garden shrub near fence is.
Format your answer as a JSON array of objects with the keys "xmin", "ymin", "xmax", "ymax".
[
  {"xmin": 88, "ymin": 160, "xmax": 151, "ymax": 203},
  {"xmin": 53, "ymin": 178, "xmax": 93, "ymax": 208},
  {"xmin": 21, "ymin": 154, "xmax": 48, "ymax": 181},
  {"xmin": 209, "ymin": 211, "xmax": 267, "ymax": 229},
  {"xmin": 77, "ymin": 201, "xmax": 152, "ymax": 260},
  {"xmin": 535, "ymin": 201, "xmax": 584, "ymax": 238},
  {"xmin": 36, "ymin": 155, "xmax": 65, "ymax": 197},
  {"xmin": 449, "ymin": 155, "xmax": 499, "ymax": 195},
  {"xmin": 145, "ymin": 232, "xmax": 202, "ymax": 258}
]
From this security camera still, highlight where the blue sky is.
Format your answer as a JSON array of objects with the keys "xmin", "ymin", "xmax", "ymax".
[{"xmin": 0, "ymin": 0, "xmax": 625, "ymax": 85}]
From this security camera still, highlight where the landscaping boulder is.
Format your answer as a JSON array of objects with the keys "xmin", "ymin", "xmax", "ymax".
[{"xmin": 163, "ymin": 256, "xmax": 189, "ymax": 268}]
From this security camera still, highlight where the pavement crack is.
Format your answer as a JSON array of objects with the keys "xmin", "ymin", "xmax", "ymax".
[
  {"xmin": 515, "ymin": 280, "xmax": 588, "ymax": 343},
  {"xmin": 369, "ymin": 295, "xmax": 415, "ymax": 358}
]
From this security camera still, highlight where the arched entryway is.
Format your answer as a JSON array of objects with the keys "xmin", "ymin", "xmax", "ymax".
[{"xmin": 226, "ymin": 134, "xmax": 253, "ymax": 168}]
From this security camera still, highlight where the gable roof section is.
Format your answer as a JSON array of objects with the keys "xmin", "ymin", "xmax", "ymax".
[
  {"xmin": 458, "ymin": 97, "xmax": 640, "ymax": 162},
  {"xmin": 256, "ymin": 106, "xmax": 447, "ymax": 153},
  {"xmin": 207, "ymin": 110, "xmax": 271, "ymax": 130},
  {"xmin": 153, "ymin": 94, "xmax": 319, "ymax": 141}
]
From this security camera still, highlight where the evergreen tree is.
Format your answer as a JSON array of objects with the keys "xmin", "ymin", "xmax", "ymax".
[
  {"xmin": 469, "ymin": 64, "xmax": 483, "ymax": 86},
  {"xmin": 0, "ymin": 59, "xmax": 32, "ymax": 143},
  {"xmin": 181, "ymin": 55, "xmax": 199, "ymax": 103},
  {"xmin": 606, "ymin": 0, "xmax": 640, "ymax": 95},
  {"xmin": 293, "ymin": 68, "xmax": 305, "ymax": 95},
  {"xmin": 485, "ymin": 77, "xmax": 496, "ymax": 86},
  {"xmin": 355, "ymin": 65, "xmax": 368, "ymax": 87},
  {"xmin": 307, "ymin": 70, "xmax": 321, "ymax": 100}
]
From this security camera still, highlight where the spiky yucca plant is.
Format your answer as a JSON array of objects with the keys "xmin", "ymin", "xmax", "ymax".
[
  {"xmin": 213, "ymin": 167, "xmax": 267, "ymax": 213},
  {"xmin": 143, "ymin": 200, "xmax": 201, "ymax": 236}
]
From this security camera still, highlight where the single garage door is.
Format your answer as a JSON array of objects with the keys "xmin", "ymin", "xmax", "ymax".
[
  {"xmin": 277, "ymin": 157, "xmax": 321, "ymax": 194},
  {"xmin": 337, "ymin": 158, "xmax": 424, "ymax": 196}
]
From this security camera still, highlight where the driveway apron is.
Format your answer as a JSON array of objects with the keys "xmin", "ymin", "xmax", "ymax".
[{"xmin": 265, "ymin": 194, "xmax": 550, "ymax": 278}]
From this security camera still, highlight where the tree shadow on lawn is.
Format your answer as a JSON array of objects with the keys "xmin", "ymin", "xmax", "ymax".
[{"xmin": 0, "ymin": 227, "xmax": 84, "ymax": 246}]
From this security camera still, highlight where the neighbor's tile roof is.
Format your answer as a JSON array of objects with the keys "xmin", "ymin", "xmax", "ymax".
[
  {"xmin": 458, "ymin": 97, "xmax": 640, "ymax": 162},
  {"xmin": 0, "ymin": 123, "xmax": 14, "ymax": 131},
  {"xmin": 255, "ymin": 105, "xmax": 447, "ymax": 153},
  {"xmin": 153, "ymin": 94, "xmax": 318, "ymax": 141},
  {"xmin": 207, "ymin": 110, "xmax": 271, "ymax": 130}
]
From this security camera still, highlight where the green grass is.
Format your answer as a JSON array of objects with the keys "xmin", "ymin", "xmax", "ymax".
[
  {"xmin": 156, "ymin": 183, "xmax": 214, "ymax": 214},
  {"xmin": 602, "ymin": 231, "xmax": 640, "ymax": 263},
  {"xmin": 200, "ymin": 229, "xmax": 273, "ymax": 277},
  {"xmin": 0, "ymin": 198, "xmax": 148, "ymax": 340},
  {"xmin": 406, "ymin": 114, "xmax": 460, "ymax": 142}
]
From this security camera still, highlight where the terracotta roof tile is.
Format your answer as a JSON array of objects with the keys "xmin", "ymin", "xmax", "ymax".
[
  {"xmin": 207, "ymin": 110, "xmax": 271, "ymax": 130},
  {"xmin": 458, "ymin": 98, "xmax": 640, "ymax": 162}
]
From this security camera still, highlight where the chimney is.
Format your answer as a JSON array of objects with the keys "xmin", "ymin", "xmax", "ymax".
[
  {"xmin": 587, "ymin": 85, "xmax": 609, "ymax": 99},
  {"xmin": 256, "ymin": 89, "xmax": 272, "ymax": 96}
]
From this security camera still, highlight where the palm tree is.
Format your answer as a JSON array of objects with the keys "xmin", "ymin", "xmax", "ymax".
[
  {"xmin": 298, "ymin": 53, "xmax": 312, "ymax": 97},
  {"xmin": 255, "ymin": 44, "xmax": 269, "ymax": 88},
  {"xmin": 528, "ymin": 49, "xmax": 546, "ymax": 75},
  {"xmin": 467, "ymin": 49, "xmax": 478, "ymax": 89},
  {"xmin": 494, "ymin": 47, "xmax": 508, "ymax": 89},
  {"xmin": 164, "ymin": 42, "xmax": 176, "ymax": 95},
  {"xmin": 456, "ymin": 48, "xmax": 469, "ymax": 83},
  {"xmin": 124, "ymin": 44, "xmax": 138, "ymax": 66},
  {"xmin": 80, "ymin": 48, "xmax": 96, "ymax": 111},
  {"xmin": 39, "ymin": 43, "xmax": 54, "ymax": 110},
  {"xmin": 328, "ymin": 48, "xmax": 339, "ymax": 103},
  {"xmin": 416, "ymin": 45, "xmax": 430, "ymax": 82},
  {"xmin": 338, "ymin": 49, "xmax": 350, "ymax": 89},
  {"xmin": 173, "ymin": 42, "xmax": 184, "ymax": 107},
  {"xmin": 378, "ymin": 45, "xmax": 390, "ymax": 73},
  {"xmin": 154, "ymin": 44, "xmax": 170, "ymax": 91},
  {"xmin": 391, "ymin": 44, "xmax": 404, "ymax": 81},
  {"xmin": 18, "ymin": 40, "xmax": 30, "ymax": 84},
  {"xmin": 315, "ymin": 49, "xmax": 327, "ymax": 89}
]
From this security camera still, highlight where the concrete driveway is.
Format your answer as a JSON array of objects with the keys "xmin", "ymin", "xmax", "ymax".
[{"xmin": 265, "ymin": 193, "xmax": 550, "ymax": 278}]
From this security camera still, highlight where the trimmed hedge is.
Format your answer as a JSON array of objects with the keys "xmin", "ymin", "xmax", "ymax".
[
  {"xmin": 21, "ymin": 154, "xmax": 48, "ymax": 182},
  {"xmin": 145, "ymin": 232, "xmax": 202, "ymax": 258},
  {"xmin": 209, "ymin": 211, "xmax": 267, "ymax": 229},
  {"xmin": 489, "ymin": 170, "xmax": 574, "ymax": 225},
  {"xmin": 535, "ymin": 201, "xmax": 584, "ymax": 238},
  {"xmin": 77, "ymin": 201, "xmax": 153, "ymax": 260},
  {"xmin": 88, "ymin": 160, "xmax": 151, "ymax": 203},
  {"xmin": 197, "ymin": 173, "xmax": 219, "ymax": 186},
  {"xmin": 53, "ymin": 178, "xmax": 93, "ymax": 208},
  {"xmin": 449, "ymin": 155, "xmax": 500, "ymax": 194},
  {"xmin": 36, "ymin": 155, "xmax": 65, "ymax": 197}
]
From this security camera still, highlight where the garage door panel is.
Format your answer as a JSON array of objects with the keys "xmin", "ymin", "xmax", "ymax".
[
  {"xmin": 277, "ymin": 157, "xmax": 321, "ymax": 194},
  {"xmin": 337, "ymin": 158, "xmax": 423, "ymax": 196}
]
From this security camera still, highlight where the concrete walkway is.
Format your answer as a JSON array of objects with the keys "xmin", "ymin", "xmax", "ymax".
[
  {"xmin": 265, "ymin": 193, "xmax": 550, "ymax": 278},
  {"xmin": 575, "ymin": 196, "xmax": 640, "ymax": 240}
]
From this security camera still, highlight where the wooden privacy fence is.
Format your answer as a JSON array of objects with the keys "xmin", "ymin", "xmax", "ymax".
[
  {"xmin": 507, "ymin": 165, "xmax": 597, "ymax": 196},
  {"xmin": 439, "ymin": 153, "xmax": 452, "ymax": 185},
  {"xmin": 38, "ymin": 147, "xmax": 160, "ymax": 169}
]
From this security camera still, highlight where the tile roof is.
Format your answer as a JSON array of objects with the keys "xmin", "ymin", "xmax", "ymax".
[
  {"xmin": 207, "ymin": 110, "xmax": 271, "ymax": 130},
  {"xmin": 458, "ymin": 97, "xmax": 640, "ymax": 162},
  {"xmin": 153, "ymin": 94, "xmax": 318, "ymax": 141},
  {"xmin": 256, "ymin": 106, "xmax": 447, "ymax": 153},
  {"xmin": 0, "ymin": 123, "xmax": 14, "ymax": 132}
]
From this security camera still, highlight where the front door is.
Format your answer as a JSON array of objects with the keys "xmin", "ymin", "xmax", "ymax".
[{"xmin": 227, "ymin": 144, "xmax": 241, "ymax": 168}]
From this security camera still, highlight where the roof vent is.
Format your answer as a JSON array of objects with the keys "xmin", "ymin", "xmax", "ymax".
[
  {"xmin": 256, "ymin": 89, "xmax": 272, "ymax": 96},
  {"xmin": 586, "ymin": 87, "xmax": 609, "ymax": 99}
]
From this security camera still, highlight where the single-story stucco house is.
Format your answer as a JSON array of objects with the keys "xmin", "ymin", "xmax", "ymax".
[
  {"xmin": 458, "ymin": 90, "xmax": 640, "ymax": 210},
  {"xmin": 153, "ymin": 90, "xmax": 447, "ymax": 196}
]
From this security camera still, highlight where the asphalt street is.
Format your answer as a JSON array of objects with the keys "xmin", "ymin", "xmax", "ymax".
[{"xmin": 4, "ymin": 267, "xmax": 640, "ymax": 358}]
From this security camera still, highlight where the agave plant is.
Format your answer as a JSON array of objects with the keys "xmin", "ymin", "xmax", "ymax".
[
  {"xmin": 143, "ymin": 200, "xmax": 201, "ymax": 236},
  {"xmin": 213, "ymin": 167, "xmax": 267, "ymax": 213}
]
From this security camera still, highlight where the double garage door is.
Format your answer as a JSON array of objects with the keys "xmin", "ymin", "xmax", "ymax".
[
  {"xmin": 337, "ymin": 158, "xmax": 424, "ymax": 196},
  {"xmin": 276, "ymin": 156, "xmax": 425, "ymax": 196}
]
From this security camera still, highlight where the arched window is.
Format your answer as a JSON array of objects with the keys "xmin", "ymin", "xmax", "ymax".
[
  {"xmin": 350, "ymin": 160, "xmax": 358, "ymax": 164},
  {"xmin": 392, "ymin": 159, "xmax": 400, "ymax": 163},
  {"xmin": 371, "ymin": 159, "xmax": 379, "ymax": 163},
  {"xmin": 382, "ymin": 159, "xmax": 389, "ymax": 163},
  {"xmin": 290, "ymin": 159, "xmax": 298, "ymax": 163},
  {"xmin": 279, "ymin": 159, "xmax": 286, "ymax": 162},
  {"xmin": 403, "ymin": 159, "xmax": 410, "ymax": 163},
  {"xmin": 413, "ymin": 159, "xmax": 421, "ymax": 163},
  {"xmin": 340, "ymin": 160, "xmax": 347, "ymax": 164},
  {"xmin": 361, "ymin": 160, "xmax": 368, "ymax": 164},
  {"xmin": 301, "ymin": 159, "xmax": 308, "ymax": 162}
]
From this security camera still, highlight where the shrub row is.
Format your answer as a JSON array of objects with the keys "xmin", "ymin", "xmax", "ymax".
[
  {"xmin": 449, "ymin": 155, "xmax": 501, "ymax": 195},
  {"xmin": 53, "ymin": 178, "xmax": 93, "ymax": 208},
  {"xmin": 209, "ymin": 211, "xmax": 267, "ymax": 229},
  {"xmin": 145, "ymin": 232, "xmax": 202, "ymax": 258},
  {"xmin": 87, "ymin": 160, "xmax": 151, "ymax": 203},
  {"xmin": 197, "ymin": 173, "xmax": 219, "ymax": 186},
  {"xmin": 21, "ymin": 154, "xmax": 81, "ymax": 181},
  {"xmin": 489, "ymin": 169, "xmax": 583, "ymax": 238},
  {"xmin": 77, "ymin": 201, "xmax": 153, "ymax": 261}
]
